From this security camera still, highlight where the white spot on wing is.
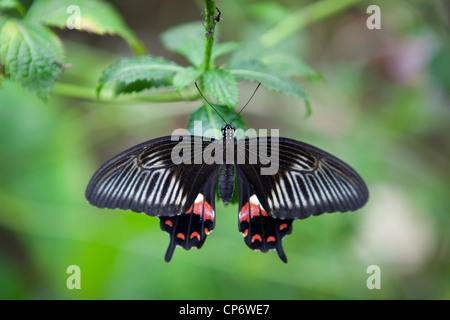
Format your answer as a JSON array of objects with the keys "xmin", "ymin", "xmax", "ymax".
[
  {"xmin": 249, "ymin": 194, "xmax": 260, "ymax": 205},
  {"xmin": 249, "ymin": 194, "xmax": 267, "ymax": 213},
  {"xmin": 194, "ymin": 193, "xmax": 204, "ymax": 204}
]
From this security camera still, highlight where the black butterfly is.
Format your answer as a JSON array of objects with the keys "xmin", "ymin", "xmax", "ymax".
[{"xmin": 86, "ymin": 87, "xmax": 369, "ymax": 263}]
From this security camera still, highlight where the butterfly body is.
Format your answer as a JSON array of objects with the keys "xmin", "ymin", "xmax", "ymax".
[{"xmin": 86, "ymin": 125, "xmax": 368, "ymax": 263}]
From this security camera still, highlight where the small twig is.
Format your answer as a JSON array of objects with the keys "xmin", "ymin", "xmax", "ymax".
[{"xmin": 203, "ymin": 0, "xmax": 217, "ymax": 71}]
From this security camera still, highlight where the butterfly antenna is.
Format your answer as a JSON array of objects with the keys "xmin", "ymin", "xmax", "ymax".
[
  {"xmin": 230, "ymin": 82, "xmax": 261, "ymax": 125},
  {"xmin": 195, "ymin": 82, "xmax": 228, "ymax": 124}
]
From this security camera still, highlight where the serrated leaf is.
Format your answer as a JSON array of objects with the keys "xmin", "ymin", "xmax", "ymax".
[
  {"xmin": 260, "ymin": 53, "xmax": 322, "ymax": 80},
  {"xmin": 186, "ymin": 103, "xmax": 247, "ymax": 139},
  {"xmin": 229, "ymin": 60, "xmax": 310, "ymax": 115},
  {"xmin": 173, "ymin": 67, "xmax": 203, "ymax": 91},
  {"xmin": 202, "ymin": 68, "xmax": 239, "ymax": 108},
  {"xmin": 0, "ymin": 18, "xmax": 64, "ymax": 99},
  {"xmin": 26, "ymin": 0, "xmax": 146, "ymax": 55},
  {"xmin": 161, "ymin": 21, "xmax": 206, "ymax": 67},
  {"xmin": 97, "ymin": 55, "xmax": 182, "ymax": 96}
]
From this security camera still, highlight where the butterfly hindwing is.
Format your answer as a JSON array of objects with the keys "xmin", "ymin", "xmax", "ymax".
[
  {"xmin": 236, "ymin": 165, "xmax": 293, "ymax": 262},
  {"xmin": 159, "ymin": 167, "xmax": 219, "ymax": 262}
]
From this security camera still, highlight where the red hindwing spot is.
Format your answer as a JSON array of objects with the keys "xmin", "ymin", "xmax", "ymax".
[
  {"xmin": 240, "ymin": 197, "xmax": 268, "ymax": 223},
  {"xmin": 191, "ymin": 194, "xmax": 215, "ymax": 221},
  {"xmin": 239, "ymin": 203, "xmax": 250, "ymax": 223},
  {"xmin": 164, "ymin": 220, "xmax": 173, "ymax": 227},
  {"xmin": 279, "ymin": 223, "xmax": 288, "ymax": 231},
  {"xmin": 203, "ymin": 201, "xmax": 215, "ymax": 221},
  {"xmin": 176, "ymin": 233, "xmax": 185, "ymax": 240},
  {"xmin": 251, "ymin": 234, "xmax": 262, "ymax": 243},
  {"xmin": 205, "ymin": 227, "xmax": 211, "ymax": 235},
  {"xmin": 260, "ymin": 207, "xmax": 268, "ymax": 216},
  {"xmin": 241, "ymin": 229, "xmax": 248, "ymax": 237},
  {"xmin": 267, "ymin": 236, "xmax": 276, "ymax": 242},
  {"xmin": 190, "ymin": 232, "xmax": 201, "ymax": 241}
]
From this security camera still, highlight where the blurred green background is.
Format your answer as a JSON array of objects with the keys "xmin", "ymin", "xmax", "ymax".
[{"xmin": 0, "ymin": 0, "xmax": 449, "ymax": 299}]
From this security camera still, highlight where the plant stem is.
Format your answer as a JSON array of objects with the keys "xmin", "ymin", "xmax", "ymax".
[
  {"xmin": 202, "ymin": 0, "xmax": 216, "ymax": 71},
  {"xmin": 53, "ymin": 82, "xmax": 199, "ymax": 102},
  {"xmin": 259, "ymin": 0, "xmax": 362, "ymax": 47}
]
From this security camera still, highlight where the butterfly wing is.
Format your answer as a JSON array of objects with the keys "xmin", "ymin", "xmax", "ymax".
[
  {"xmin": 159, "ymin": 171, "xmax": 218, "ymax": 262},
  {"xmin": 234, "ymin": 136, "xmax": 368, "ymax": 262},
  {"xmin": 236, "ymin": 165, "xmax": 293, "ymax": 263},
  {"xmin": 86, "ymin": 135, "xmax": 220, "ymax": 261},
  {"xmin": 237, "ymin": 136, "xmax": 369, "ymax": 220}
]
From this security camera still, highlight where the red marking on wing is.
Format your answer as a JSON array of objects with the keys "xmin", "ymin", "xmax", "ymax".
[
  {"xmin": 267, "ymin": 236, "xmax": 276, "ymax": 242},
  {"xmin": 239, "ymin": 199, "xmax": 268, "ymax": 223},
  {"xmin": 251, "ymin": 234, "xmax": 262, "ymax": 243},
  {"xmin": 241, "ymin": 229, "xmax": 248, "ymax": 237},
  {"xmin": 192, "ymin": 200, "xmax": 214, "ymax": 221},
  {"xmin": 164, "ymin": 220, "xmax": 173, "ymax": 227},
  {"xmin": 239, "ymin": 203, "xmax": 250, "ymax": 223},
  {"xmin": 190, "ymin": 232, "xmax": 201, "ymax": 241},
  {"xmin": 176, "ymin": 233, "xmax": 185, "ymax": 240},
  {"xmin": 279, "ymin": 223, "xmax": 288, "ymax": 231},
  {"xmin": 260, "ymin": 207, "xmax": 268, "ymax": 216},
  {"xmin": 205, "ymin": 228, "xmax": 211, "ymax": 235}
]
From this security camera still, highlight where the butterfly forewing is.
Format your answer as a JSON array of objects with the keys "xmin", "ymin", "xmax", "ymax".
[
  {"xmin": 86, "ymin": 135, "xmax": 220, "ymax": 217},
  {"xmin": 236, "ymin": 137, "xmax": 369, "ymax": 220}
]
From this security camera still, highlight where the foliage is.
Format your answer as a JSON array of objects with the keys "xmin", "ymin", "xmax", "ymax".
[
  {"xmin": 97, "ymin": 8, "xmax": 314, "ymax": 130},
  {"xmin": 0, "ymin": 0, "xmax": 144, "ymax": 99},
  {"xmin": 0, "ymin": 18, "xmax": 63, "ymax": 99},
  {"xmin": 1, "ymin": 0, "xmax": 315, "ymax": 131}
]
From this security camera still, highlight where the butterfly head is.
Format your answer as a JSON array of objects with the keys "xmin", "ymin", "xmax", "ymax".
[{"xmin": 221, "ymin": 124, "xmax": 235, "ymax": 141}]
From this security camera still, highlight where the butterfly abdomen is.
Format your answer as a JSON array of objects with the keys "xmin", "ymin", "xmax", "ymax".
[{"xmin": 218, "ymin": 164, "xmax": 235, "ymax": 205}]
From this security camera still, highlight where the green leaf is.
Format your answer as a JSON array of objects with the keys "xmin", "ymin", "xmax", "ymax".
[
  {"xmin": 229, "ymin": 60, "xmax": 311, "ymax": 115},
  {"xmin": 0, "ymin": 0, "xmax": 26, "ymax": 16},
  {"xmin": 25, "ymin": 0, "xmax": 146, "ymax": 55},
  {"xmin": 113, "ymin": 79, "xmax": 172, "ymax": 96},
  {"xmin": 161, "ymin": 21, "xmax": 205, "ymax": 67},
  {"xmin": 186, "ymin": 103, "xmax": 247, "ymax": 139},
  {"xmin": 211, "ymin": 41, "xmax": 241, "ymax": 64},
  {"xmin": 247, "ymin": 1, "xmax": 291, "ymax": 23},
  {"xmin": 173, "ymin": 67, "xmax": 203, "ymax": 91},
  {"xmin": 97, "ymin": 55, "xmax": 182, "ymax": 96},
  {"xmin": 260, "ymin": 53, "xmax": 323, "ymax": 80},
  {"xmin": 0, "ymin": 18, "xmax": 64, "ymax": 99},
  {"xmin": 202, "ymin": 68, "xmax": 239, "ymax": 108}
]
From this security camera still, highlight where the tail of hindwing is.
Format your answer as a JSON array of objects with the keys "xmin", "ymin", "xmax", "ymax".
[
  {"xmin": 238, "ymin": 194, "xmax": 293, "ymax": 263},
  {"xmin": 159, "ymin": 193, "xmax": 216, "ymax": 262}
]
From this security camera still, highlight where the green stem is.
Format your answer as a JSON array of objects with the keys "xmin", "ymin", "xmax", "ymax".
[
  {"xmin": 259, "ymin": 0, "xmax": 362, "ymax": 47},
  {"xmin": 53, "ymin": 82, "xmax": 96, "ymax": 100},
  {"xmin": 203, "ymin": 0, "xmax": 216, "ymax": 71},
  {"xmin": 53, "ymin": 82, "xmax": 199, "ymax": 102}
]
